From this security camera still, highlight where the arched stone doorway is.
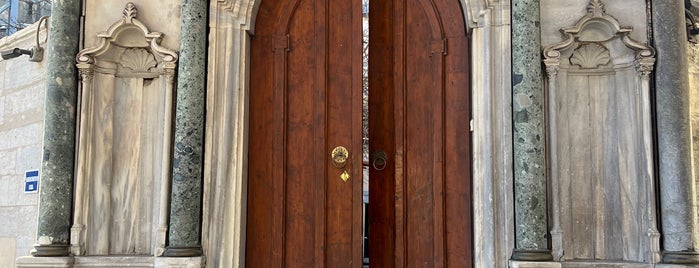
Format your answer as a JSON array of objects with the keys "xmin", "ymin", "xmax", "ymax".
[{"xmin": 203, "ymin": 0, "xmax": 514, "ymax": 267}]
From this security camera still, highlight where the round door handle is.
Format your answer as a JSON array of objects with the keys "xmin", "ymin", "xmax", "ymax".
[
  {"xmin": 372, "ymin": 150, "xmax": 388, "ymax": 171},
  {"xmin": 331, "ymin": 146, "xmax": 349, "ymax": 168}
]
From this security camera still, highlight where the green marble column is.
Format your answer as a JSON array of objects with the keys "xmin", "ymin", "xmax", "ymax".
[
  {"xmin": 653, "ymin": 1, "xmax": 699, "ymax": 264},
  {"xmin": 163, "ymin": 0, "xmax": 208, "ymax": 257},
  {"xmin": 511, "ymin": 0, "xmax": 552, "ymax": 261},
  {"xmin": 31, "ymin": 0, "xmax": 81, "ymax": 257}
]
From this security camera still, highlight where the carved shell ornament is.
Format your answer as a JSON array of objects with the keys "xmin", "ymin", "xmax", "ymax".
[
  {"xmin": 120, "ymin": 48, "xmax": 157, "ymax": 72},
  {"xmin": 570, "ymin": 43, "xmax": 610, "ymax": 69}
]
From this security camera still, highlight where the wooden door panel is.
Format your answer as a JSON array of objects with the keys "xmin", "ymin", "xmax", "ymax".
[
  {"xmin": 247, "ymin": 0, "xmax": 362, "ymax": 267},
  {"xmin": 369, "ymin": 0, "xmax": 471, "ymax": 266},
  {"xmin": 404, "ymin": 3, "xmax": 442, "ymax": 266},
  {"xmin": 249, "ymin": 0, "xmax": 469, "ymax": 266}
]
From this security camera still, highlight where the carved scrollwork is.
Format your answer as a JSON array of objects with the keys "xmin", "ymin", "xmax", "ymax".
[
  {"xmin": 542, "ymin": 0, "xmax": 654, "ymax": 69},
  {"xmin": 76, "ymin": 2, "xmax": 178, "ymax": 68}
]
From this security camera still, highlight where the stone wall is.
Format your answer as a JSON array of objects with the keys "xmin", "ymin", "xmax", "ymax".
[{"xmin": 0, "ymin": 22, "xmax": 47, "ymax": 267}]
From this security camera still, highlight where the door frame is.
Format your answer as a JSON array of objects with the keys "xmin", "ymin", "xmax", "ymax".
[{"xmin": 202, "ymin": 1, "xmax": 515, "ymax": 267}]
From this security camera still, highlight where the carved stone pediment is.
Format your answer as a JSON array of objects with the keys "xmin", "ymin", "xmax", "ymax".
[
  {"xmin": 76, "ymin": 2, "xmax": 178, "ymax": 73},
  {"xmin": 543, "ymin": 0, "xmax": 654, "ymax": 71}
]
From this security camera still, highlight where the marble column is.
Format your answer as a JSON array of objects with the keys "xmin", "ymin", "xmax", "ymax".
[
  {"xmin": 652, "ymin": 1, "xmax": 699, "ymax": 264},
  {"xmin": 31, "ymin": 0, "xmax": 81, "ymax": 257},
  {"xmin": 163, "ymin": 0, "xmax": 207, "ymax": 257},
  {"xmin": 511, "ymin": 0, "xmax": 551, "ymax": 261}
]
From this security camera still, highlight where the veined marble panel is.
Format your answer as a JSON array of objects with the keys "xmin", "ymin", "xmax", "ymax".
[
  {"xmin": 71, "ymin": 3, "xmax": 178, "ymax": 257},
  {"xmin": 543, "ymin": 0, "xmax": 658, "ymax": 264}
]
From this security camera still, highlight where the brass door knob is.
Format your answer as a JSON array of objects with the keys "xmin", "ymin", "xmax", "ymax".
[{"xmin": 331, "ymin": 146, "xmax": 349, "ymax": 168}]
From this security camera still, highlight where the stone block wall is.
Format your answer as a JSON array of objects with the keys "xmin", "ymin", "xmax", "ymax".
[{"xmin": 0, "ymin": 22, "xmax": 47, "ymax": 267}]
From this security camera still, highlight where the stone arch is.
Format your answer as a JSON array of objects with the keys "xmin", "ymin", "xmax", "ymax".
[{"xmin": 203, "ymin": 0, "xmax": 512, "ymax": 267}]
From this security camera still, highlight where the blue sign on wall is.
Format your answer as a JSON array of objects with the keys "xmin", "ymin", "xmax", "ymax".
[{"xmin": 25, "ymin": 170, "xmax": 38, "ymax": 193}]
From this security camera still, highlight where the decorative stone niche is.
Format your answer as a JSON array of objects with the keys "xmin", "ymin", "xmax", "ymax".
[
  {"xmin": 543, "ymin": 0, "xmax": 659, "ymax": 264},
  {"xmin": 71, "ymin": 2, "xmax": 178, "ymax": 257}
]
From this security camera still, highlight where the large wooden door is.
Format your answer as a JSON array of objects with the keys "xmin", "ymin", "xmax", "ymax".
[
  {"xmin": 247, "ymin": 0, "xmax": 471, "ymax": 266},
  {"xmin": 368, "ymin": 0, "xmax": 471, "ymax": 267},
  {"xmin": 246, "ymin": 0, "xmax": 364, "ymax": 266}
]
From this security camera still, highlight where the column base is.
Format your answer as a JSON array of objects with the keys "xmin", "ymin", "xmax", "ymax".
[
  {"xmin": 16, "ymin": 256, "xmax": 74, "ymax": 268},
  {"xmin": 155, "ymin": 256, "xmax": 205, "ymax": 267},
  {"xmin": 163, "ymin": 246, "xmax": 203, "ymax": 257},
  {"xmin": 511, "ymin": 249, "xmax": 554, "ymax": 261},
  {"xmin": 31, "ymin": 244, "xmax": 70, "ymax": 257},
  {"xmin": 663, "ymin": 251, "xmax": 699, "ymax": 264},
  {"xmin": 509, "ymin": 260, "xmax": 561, "ymax": 268},
  {"xmin": 16, "ymin": 256, "xmax": 206, "ymax": 268}
]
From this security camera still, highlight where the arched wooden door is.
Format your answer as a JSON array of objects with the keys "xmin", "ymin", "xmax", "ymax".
[
  {"xmin": 246, "ymin": 0, "xmax": 471, "ymax": 266},
  {"xmin": 247, "ymin": 0, "xmax": 364, "ymax": 266},
  {"xmin": 368, "ymin": 0, "xmax": 471, "ymax": 267}
]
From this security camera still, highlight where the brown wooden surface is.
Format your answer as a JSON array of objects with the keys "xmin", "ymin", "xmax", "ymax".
[
  {"xmin": 369, "ymin": 0, "xmax": 472, "ymax": 267},
  {"xmin": 249, "ymin": 0, "xmax": 470, "ymax": 266},
  {"xmin": 247, "ymin": 0, "xmax": 363, "ymax": 267}
]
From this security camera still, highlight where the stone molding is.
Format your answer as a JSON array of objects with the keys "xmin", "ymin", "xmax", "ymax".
[
  {"xmin": 543, "ymin": 0, "xmax": 659, "ymax": 263},
  {"xmin": 462, "ymin": 0, "xmax": 510, "ymax": 28},
  {"xmin": 214, "ymin": 0, "xmax": 259, "ymax": 32},
  {"xmin": 201, "ymin": 1, "xmax": 252, "ymax": 267}
]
